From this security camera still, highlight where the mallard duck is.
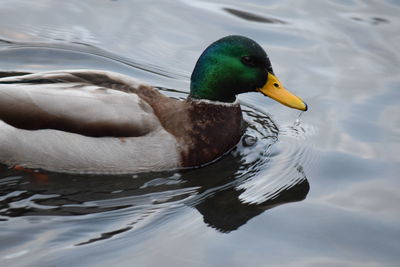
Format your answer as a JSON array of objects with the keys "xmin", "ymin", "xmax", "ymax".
[{"xmin": 0, "ymin": 35, "xmax": 307, "ymax": 174}]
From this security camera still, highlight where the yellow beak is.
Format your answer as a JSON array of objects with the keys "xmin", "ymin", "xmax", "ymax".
[{"xmin": 257, "ymin": 73, "xmax": 307, "ymax": 111}]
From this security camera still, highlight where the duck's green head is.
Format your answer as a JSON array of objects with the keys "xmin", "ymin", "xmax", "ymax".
[{"xmin": 190, "ymin": 35, "xmax": 307, "ymax": 111}]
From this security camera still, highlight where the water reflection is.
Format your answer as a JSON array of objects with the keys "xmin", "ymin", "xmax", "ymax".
[
  {"xmin": 0, "ymin": 161, "xmax": 308, "ymax": 236},
  {"xmin": 350, "ymin": 16, "xmax": 390, "ymax": 25},
  {"xmin": 192, "ymin": 177, "xmax": 309, "ymax": 233},
  {"xmin": 223, "ymin": 8, "xmax": 287, "ymax": 24}
]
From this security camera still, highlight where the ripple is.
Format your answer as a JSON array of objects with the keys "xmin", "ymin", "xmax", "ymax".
[
  {"xmin": 0, "ymin": 39, "xmax": 189, "ymax": 81},
  {"xmin": 223, "ymin": 8, "xmax": 287, "ymax": 24},
  {"xmin": 233, "ymin": 105, "xmax": 315, "ymax": 206}
]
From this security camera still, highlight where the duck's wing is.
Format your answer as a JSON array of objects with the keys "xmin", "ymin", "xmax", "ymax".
[{"xmin": 0, "ymin": 70, "xmax": 161, "ymax": 137}]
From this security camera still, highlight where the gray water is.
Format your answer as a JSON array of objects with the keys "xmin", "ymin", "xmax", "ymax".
[{"xmin": 0, "ymin": 0, "xmax": 399, "ymax": 266}]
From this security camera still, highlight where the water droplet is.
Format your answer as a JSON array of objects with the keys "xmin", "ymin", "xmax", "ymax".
[
  {"xmin": 242, "ymin": 135, "xmax": 258, "ymax": 147},
  {"xmin": 294, "ymin": 111, "xmax": 305, "ymax": 127}
]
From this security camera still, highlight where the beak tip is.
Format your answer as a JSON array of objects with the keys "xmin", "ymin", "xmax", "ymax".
[{"xmin": 303, "ymin": 102, "xmax": 308, "ymax": 111}]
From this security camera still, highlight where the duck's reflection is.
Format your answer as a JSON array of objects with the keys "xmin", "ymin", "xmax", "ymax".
[
  {"xmin": 178, "ymin": 148, "xmax": 309, "ymax": 232},
  {"xmin": 194, "ymin": 178, "xmax": 308, "ymax": 233},
  {"xmin": 0, "ymin": 151, "xmax": 308, "ymax": 234}
]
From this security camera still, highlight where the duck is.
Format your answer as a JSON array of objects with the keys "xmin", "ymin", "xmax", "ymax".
[{"xmin": 0, "ymin": 35, "xmax": 307, "ymax": 174}]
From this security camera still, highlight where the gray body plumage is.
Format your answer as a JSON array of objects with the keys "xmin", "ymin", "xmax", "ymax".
[{"xmin": 0, "ymin": 70, "xmax": 181, "ymax": 174}]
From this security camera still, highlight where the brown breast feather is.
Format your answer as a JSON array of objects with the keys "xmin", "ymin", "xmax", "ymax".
[{"xmin": 136, "ymin": 85, "xmax": 244, "ymax": 167}]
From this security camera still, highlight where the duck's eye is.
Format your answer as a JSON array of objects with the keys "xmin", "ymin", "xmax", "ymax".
[{"xmin": 241, "ymin": 56, "xmax": 256, "ymax": 67}]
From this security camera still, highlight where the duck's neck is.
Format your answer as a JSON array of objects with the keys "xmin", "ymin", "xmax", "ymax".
[
  {"xmin": 189, "ymin": 78, "xmax": 236, "ymax": 103},
  {"xmin": 189, "ymin": 43, "xmax": 239, "ymax": 103}
]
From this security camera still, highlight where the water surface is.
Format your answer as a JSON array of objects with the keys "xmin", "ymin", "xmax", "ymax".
[{"xmin": 0, "ymin": 0, "xmax": 399, "ymax": 266}]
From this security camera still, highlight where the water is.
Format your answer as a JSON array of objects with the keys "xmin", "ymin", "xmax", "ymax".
[{"xmin": 0, "ymin": 0, "xmax": 399, "ymax": 266}]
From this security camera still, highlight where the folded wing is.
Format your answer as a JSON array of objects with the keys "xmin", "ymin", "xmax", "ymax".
[{"xmin": 0, "ymin": 70, "xmax": 160, "ymax": 137}]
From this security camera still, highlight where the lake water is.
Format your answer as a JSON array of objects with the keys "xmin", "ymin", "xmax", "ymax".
[{"xmin": 0, "ymin": 0, "xmax": 399, "ymax": 266}]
